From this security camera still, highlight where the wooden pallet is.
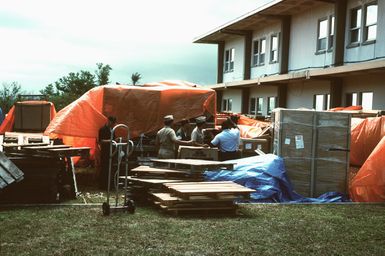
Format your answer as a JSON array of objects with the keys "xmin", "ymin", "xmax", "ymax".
[
  {"xmin": 152, "ymin": 181, "xmax": 254, "ymax": 215},
  {"xmin": 130, "ymin": 166, "xmax": 193, "ymax": 178},
  {"xmin": 164, "ymin": 181, "xmax": 255, "ymax": 199},
  {"xmin": 152, "ymin": 159, "xmax": 235, "ymax": 173}
]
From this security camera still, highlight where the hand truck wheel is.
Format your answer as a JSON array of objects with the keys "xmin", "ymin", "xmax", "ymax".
[
  {"xmin": 102, "ymin": 202, "xmax": 110, "ymax": 216},
  {"xmin": 125, "ymin": 199, "xmax": 135, "ymax": 214}
]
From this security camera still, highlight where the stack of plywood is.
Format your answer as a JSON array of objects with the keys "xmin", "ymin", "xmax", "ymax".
[
  {"xmin": 273, "ymin": 109, "xmax": 350, "ymax": 197},
  {"xmin": 152, "ymin": 181, "xmax": 255, "ymax": 215},
  {"xmin": 122, "ymin": 159, "xmax": 236, "ymax": 205}
]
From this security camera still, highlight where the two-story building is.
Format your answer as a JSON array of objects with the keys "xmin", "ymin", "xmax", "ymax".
[{"xmin": 194, "ymin": 0, "xmax": 385, "ymax": 116}]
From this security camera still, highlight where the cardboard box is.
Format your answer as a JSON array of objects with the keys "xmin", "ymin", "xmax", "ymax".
[
  {"xmin": 240, "ymin": 136, "xmax": 271, "ymax": 156},
  {"xmin": 273, "ymin": 109, "xmax": 350, "ymax": 197},
  {"xmin": 178, "ymin": 146, "xmax": 218, "ymax": 161}
]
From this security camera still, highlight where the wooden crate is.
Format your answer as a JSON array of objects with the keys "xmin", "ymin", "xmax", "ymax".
[{"xmin": 273, "ymin": 109, "xmax": 350, "ymax": 197}]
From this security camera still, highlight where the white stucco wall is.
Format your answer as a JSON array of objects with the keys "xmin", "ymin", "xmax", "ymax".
[
  {"xmin": 250, "ymin": 22, "xmax": 281, "ymax": 79},
  {"xmin": 223, "ymin": 37, "xmax": 245, "ymax": 83},
  {"xmin": 289, "ymin": 4, "xmax": 334, "ymax": 72},
  {"xmin": 249, "ymin": 85, "xmax": 278, "ymax": 116},
  {"xmin": 221, "ymin": 89, "xmax": 243, "ymax": 113},
  {"xmin": 342, "ymin": 73, "xmax": 385, "ymax": 110},
  {"xmin": 344, "ymin": 0, "xmax": 385, "ymax": 62},
  {"xmin": 287, "ymin": 80, "xmax": 331, "ymax": 109}
]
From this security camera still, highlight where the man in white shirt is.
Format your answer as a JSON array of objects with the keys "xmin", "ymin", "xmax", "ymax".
[{"xmin": 211, "ymin": 118, "xmax": 240, "ymax": 161}]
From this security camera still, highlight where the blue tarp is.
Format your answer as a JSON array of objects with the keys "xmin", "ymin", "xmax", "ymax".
[{"xmin": 204, "ymin": 154, "xmax": 349, "ymax": 203}]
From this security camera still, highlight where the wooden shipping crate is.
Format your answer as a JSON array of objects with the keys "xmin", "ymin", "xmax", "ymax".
[{"xmin": 273, "ymin": 109, "xmax": 350, "ymax": 197}]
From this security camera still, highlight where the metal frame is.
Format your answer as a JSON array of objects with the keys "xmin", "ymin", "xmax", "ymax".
[{"xmin": 103, "ymin": 124, "xmax": 135, "ymax": 215}]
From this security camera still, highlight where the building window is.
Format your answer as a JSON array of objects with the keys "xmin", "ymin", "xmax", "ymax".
[
  {"xmin": 346, "ymin": 92, "xmax": 373, "ymax": 109},
  {"xmin": 250, "ymin": 97, "xmax": 256, "ymax": 114},
  {"xmin": 267, "ymin": 96, "xmax": 276, "ymax": 115},
  {"xmin": 256, "ymin": 97, "xmax": 264, "ymax": 116},
  {"xmin": 270, "ymin": 34, "xmax": 279, "ymax": 63},
  {"xmin": 260, "ymin": 38, "xmax": 266, "ymax": 65},
  {"xmin": 364, "ymin": 3, "xmax": 377, "ymax": 42},
  {"xmin": 224, "ymin": 48, "xmax": 235, "ymax": 72},
  {"xmin": 317, "ymin": 18, "xmax": 328, "ymax": 51},
  {"xmin": 361, "ymin": 92, "xmax": 373, "ymax": 110},
  {"xmin": 313, "ymin": 94, "xmax": 330, "ymax": 111},
  {"xmin": 317, "ymin": 16, "xmax": 335, "ymax": 52},
  {"xmin": 252, "ymin": 38, "xmax": 266, "ymax": 66},
  {"xmin": 252, "ymin": 41, "xmax": 259, "ymax": 66},
  {"xmin": 346, "ymin": 92, "xmax": 359, "ymax": 106},
  {"xmin": 222, "ymin": 98, "xmax": 232, "ymax": 112},
  {"xmin": 329, "ymin": 16, "xmax": 335, "ymax": 49},
  {"xmin": 350, "ymin": 7, "xmax": 362, "ymax": 44}
]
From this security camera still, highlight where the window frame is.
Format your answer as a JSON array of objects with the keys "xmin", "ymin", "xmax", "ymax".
[
  {"xmin": 259, "ymin": 38, "xmax": 266, "ymax": 65},
  {"xmin": 349, "ymin": 7, "xmax": 362, "ymax": 46},
  {"xmin": 256, "ymin": 97, "xmax": 264, "ymax": 116},
  {"xmin": 224, "ymin": 48, "xmax": 235, "ymax": 72},
  {"xmin": 249, "ymin": 97, "xmax": 256, "ymax": 115},
  {"xmin": 317, "ymin": 17, "xmax": 328, "ymax": 53},
  {"xmin": 267, "ymin": 96, "xmax": 276, "ymax": 115},
  {"xmin": 269, "ymin": 34, "xmax": 279, "ymax": 64},
  {"xmin": 360, "ymin": 91, "xmax": 373, "ymax": 110},
  {"xmin": 328, "ymin": 15, "xmax": 335, "ymax": 50},
  {"xmin": 363, "ymin": 1, "xmax": 377, "ymax": 43},
  {"xmin": 252, "ymin": 40, "xmax": 259, "ymax": 66},
  {"xmin": 313, "ymin": 94, "xmax": 330, "ymax": 111}
]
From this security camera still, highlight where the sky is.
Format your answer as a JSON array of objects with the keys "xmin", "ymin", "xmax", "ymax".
[{"xmin": 0, "ymin": 0, "xmax": 272, "ymax": 92}]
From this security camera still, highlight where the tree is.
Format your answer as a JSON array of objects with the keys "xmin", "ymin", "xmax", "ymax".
[
  {"xmin": 40, "ymin": 63, "xmax": 112, "ymax": 110},
  {"xmin": 131, "ymin": 72, "xmax": 142, "ymax": 86},
  {"xmin": 0, "ymin": 82, "xmax": 23, "ymax": 113},
  {"xmin": 95, "ymin": 63, "xmax": 112, "ymax": 86}
]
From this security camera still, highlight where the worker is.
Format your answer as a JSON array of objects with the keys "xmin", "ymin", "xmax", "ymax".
[
  {"xmin": 155, "ymin": 115, "xmax": 192, "ymax": 159},
  {"xmin": 191, "ymin": 116, "xmax": 206, "ymax": 145},
  {"xmin": 210, "ymin": 117, "xmax": 241, "ymax": 161},
  {"xmin": 98, "ymin": 116, "xmax": 117, "ymax": 189},
  {"xmin": 176, "ymin": 119, "xmax": 190, "ymax": 141}
]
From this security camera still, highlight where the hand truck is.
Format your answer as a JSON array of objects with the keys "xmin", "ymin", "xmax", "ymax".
[{"xmin": 102, "ymin": 124, "xmax": 135, "ymax": 216}]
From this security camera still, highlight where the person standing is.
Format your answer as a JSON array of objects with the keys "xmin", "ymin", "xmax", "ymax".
[
  {"xmin": 176, "ymin": 119, "xmax": 190, "ymax": 141},
  {"xmin": 98, "ymin": 116, "xmax": 117, "ymax": 189},
  {"xmin": 210, "ymin": 118, "xmax": 240, "ymax": 161},
  {"xmin": 155, "ymin": 115, "xmax": 192, "ymax": 159},
  {"xmin": 191, "ymin": 116, "xmax": 206, "ymax": 146}
]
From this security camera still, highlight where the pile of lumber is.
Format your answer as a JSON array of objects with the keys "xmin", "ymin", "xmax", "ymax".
[
  {"xmin": 152, "ymin": 181, "xmax": 255, "ymax": 215},
  {"xmin": 119, "ymin": 159, "xmax": 255, "ymax": 215}
]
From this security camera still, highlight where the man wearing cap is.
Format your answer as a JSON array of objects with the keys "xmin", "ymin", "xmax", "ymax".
[
  {"xmin": 191, "ymin": 116, "xmax": 206, "ymax": 146},
  {"xmin": 210, "ymin": 117, "xmax": 240, "ymax": 161},
  {"xmin": 155, "ymin": 115, "xmax": 192, "ymax": 159},
  {"xmin": 98, "ymin": 116, "xmax": 117, "ymax": 189}
]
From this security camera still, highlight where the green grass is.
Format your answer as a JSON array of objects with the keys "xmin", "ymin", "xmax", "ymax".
[{"xmin": 1, "ymin": 201, "xmax": 384, "ymax": 256}]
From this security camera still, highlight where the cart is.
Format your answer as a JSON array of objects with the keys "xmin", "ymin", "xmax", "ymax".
[{"xmin": 102, "ymin": 124, "xmax": 135, "ymax": 216}]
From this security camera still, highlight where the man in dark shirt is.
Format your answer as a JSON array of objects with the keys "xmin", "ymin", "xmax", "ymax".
[{"xmin": 98, "ymin": 116, "xmax": 117, "ymax": 189}]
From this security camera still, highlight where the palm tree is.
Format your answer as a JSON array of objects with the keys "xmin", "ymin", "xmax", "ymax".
[{"xmin": 131, "ymin": 72, "xmax": 142, "ymax": 86}]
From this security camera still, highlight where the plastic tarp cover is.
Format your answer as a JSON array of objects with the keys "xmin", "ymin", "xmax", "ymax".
[
  {"xmin": 44, "ymin": 82, "xmax": 216, "ymax": 160},
  {"xmin": 350, "ymin": 116, "xmax": 385, "ymax": 166},
  {"xmin": 0, "ymin": 101, "xmax": 56, "ymax": 134},
  {"xmin": 350, "ymin": 116, "xmax": 385, "ymax": 202},
  {"xmin": 205, "ymin": 154, "xmax": 348, "ymax": 203}
]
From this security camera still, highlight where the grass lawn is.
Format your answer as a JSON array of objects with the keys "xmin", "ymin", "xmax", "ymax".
[{"xmin": 1, "ymin": 193, "xmax": 384, "ymax": 256}]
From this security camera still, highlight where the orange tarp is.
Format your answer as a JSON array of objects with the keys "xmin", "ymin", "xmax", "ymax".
[
  {"xmin": 350, "ymin": 116, "xmax": 385, "ymax": 202},
  {"xmin": 44, "ymin": 82, "xmax": 216, "ymax": 160},
  {"xmin": 0, "ymin": 101, "xmax": 56, "ymax": 134}
]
